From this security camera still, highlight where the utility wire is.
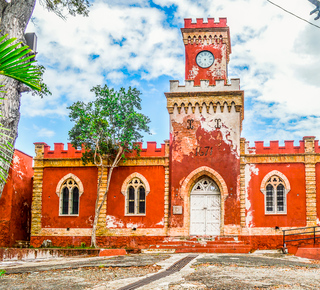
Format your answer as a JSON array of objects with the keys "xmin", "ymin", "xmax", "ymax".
[{"xmin": 267, "ymin": 0, "xmax": 320, "ymax": 29}]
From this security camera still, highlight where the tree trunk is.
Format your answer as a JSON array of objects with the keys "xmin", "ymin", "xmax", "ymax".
[
  {"xmin": 91, "ymin": 164, "xmax": 115, "ymax": 248},
  {"xmin": 0, "ymin": 0, "xmax": 36, "ymax": 196},
  {"xmin": 91, "ymin": 148, "xmax": 123, "ymax": 247}
]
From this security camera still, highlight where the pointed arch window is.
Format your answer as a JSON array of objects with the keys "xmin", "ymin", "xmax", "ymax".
[
  {"xmin": 60, "ymin": 179, "xmax": 80, "ymax": 215},
  {"xmin": 261, "ymin": 171, "xmax": 290, "ymax": 215},
  {"xmin": 56, "ymin": 174, "xmax": 84, "ymax": 216},
  {"xmin": 126, "ymin": 178, "xmax": 146, "ymax": 215}
]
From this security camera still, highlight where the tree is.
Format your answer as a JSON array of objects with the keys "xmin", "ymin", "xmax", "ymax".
[
  {"xmin": 0, "ymin": 33, "xmax": 41, "ymax": 195},
  {"xmin": 0, "ymin": 0, "xmax": 90, "ymax": 195},
  {"xmin": 68, "ymin": 85, "xmax": 150, "ymax": 247}
]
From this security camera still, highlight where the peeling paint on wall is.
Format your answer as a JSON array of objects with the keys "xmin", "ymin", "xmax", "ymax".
[
  {"xmin": 126, "ymin": 222, "xmax": 143, "ymax": 229},
  {"xmin": 106, "ymin": 215, "xmax": 124, "ymax": 228},
  {"xmin": 156, "ymin": 218, "xmax": 164, "ymax": 226},
  {"xmin": 189, "ymin": 65, "xmax": 199, "ymax": 79},
  {"xmin": 13, "ymin": 154, "xmax": 25, "ymax": 180},
  {"xmin": 245, "ymin": 164, "xmax": 259, "ymax": 228}
]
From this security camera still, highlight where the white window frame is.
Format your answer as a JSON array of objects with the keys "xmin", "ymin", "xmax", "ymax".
[
  {"xmin": 121, "ymin": 172, "xmax": 150, "ymax": 217},
  {"xmin": 56, "ymin": 173, "xmax": 84, "ymax": 216},
  {"xmin": 260, "ymin": 170, "xmax": 291, "ymax": 215}
]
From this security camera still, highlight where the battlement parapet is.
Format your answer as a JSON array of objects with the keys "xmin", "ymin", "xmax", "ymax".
[
  {"xmin": 184, "ymin": 18, "xmax": 227, "ymax": 29},
  {"xmin": 169, "ymin": 79, "xmax": 240, "ymax": 93},
  {"xmin": 36, "ymin": 142, "xmax": 167, "ymax": 159},
  {"xmin": 126, "ymin": 142, "xmax": 167, "ymax": 157},
  {"xmin": 43, "ymin": 143, "xmax": 85, "ymax": 158},
  {"xmin": 247, "ymin": 140, "xmax": 305, "ymax": 155}
]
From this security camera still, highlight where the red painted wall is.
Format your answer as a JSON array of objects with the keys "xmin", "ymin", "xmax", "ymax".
[
  {"xmin": 41, "ymin": 167, "xmax": 97, "ymax": 228},
  {"xmin": 107, "ymin": 166, "xmax": 165, "ymax": 228},
  {"xmin": 185, "ymin": 42, "xmax": 227, "ymax": 85},
  {"xmin": 246, "ymin": 163, "xmax": 306, "ymax": 228},
  {"xmin": 0, "ymin": 150, "xmax": 33, "ymax": 247},
  {"xmin": 170, "ymin": 121, "xmax": 240, "ymax": 227}
]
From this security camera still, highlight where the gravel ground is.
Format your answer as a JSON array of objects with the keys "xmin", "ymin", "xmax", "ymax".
[
  {"xmin": 183, "ymin": 263, "xmax": 320, "ymax": 289},
  {"xmin": 0, "ymin": 265, "xmax": 161, "ymax": 290},
  {"xmin": 1, "ymin": 252, "xmax": 320, "ymax": 290}
]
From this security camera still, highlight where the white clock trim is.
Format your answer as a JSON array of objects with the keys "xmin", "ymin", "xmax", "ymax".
[{"xmin": 196, "ymin": 50, "xmax": 214, "ymax": 68}]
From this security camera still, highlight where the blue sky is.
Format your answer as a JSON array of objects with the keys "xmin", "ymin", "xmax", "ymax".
[{"xmin": 19, "ymin": 0, "xmax": 320, "ymax": 156}]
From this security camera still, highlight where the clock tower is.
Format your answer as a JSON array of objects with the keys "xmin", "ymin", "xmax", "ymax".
[
  {"xmin": 165, "ymin": 18, "xmax": 244, "ymax": 237},
  {"xmin": 182, "ymin": 18, "xmax": 231, "ymax": 85}
]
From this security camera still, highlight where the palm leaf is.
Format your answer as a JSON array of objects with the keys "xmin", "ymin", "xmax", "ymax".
[{"xmin": 0, "ymin": 34, "xmax": 41, "ymax": 91}]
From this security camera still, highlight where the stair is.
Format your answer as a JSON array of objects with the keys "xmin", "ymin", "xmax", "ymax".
[{"xmin": 144, "ymin": 236, "xmax": 252, "ymax": 254}]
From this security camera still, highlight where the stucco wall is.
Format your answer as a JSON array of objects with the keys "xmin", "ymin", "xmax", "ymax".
[
  {"xmin": 41, "ymin": 167, "xmax": 98, "ymax": 228},
  {"xmin": 0, "ymin": 150, "xmax": 33, "ymax": 246},
  {"xmin": 106, "ymin": 166, "xmax": 165, "ymax": 229},
  {"xmin": 245, "ymin": 163, "xmax": 306, "ymax": 228}
]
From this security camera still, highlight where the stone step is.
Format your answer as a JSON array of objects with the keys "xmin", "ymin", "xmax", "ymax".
[
  {"xmin": 156, "ymin": 241, "xmax": 245, "ymax": 246},
  {"xmin": 149, "ymin": 243, "xmax": 248, "ymax": 249},
  {"xmin": 175, "ymin": 247, "xmax": 251, "ymax": 254}
]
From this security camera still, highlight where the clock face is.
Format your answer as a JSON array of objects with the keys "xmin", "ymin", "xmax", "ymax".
[{"xmin": 196, "ymin": 51, "xmax": 214, "ymax": 68}]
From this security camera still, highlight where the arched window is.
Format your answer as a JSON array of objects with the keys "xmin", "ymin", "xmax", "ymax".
[
  {"xmin": 59, "ymin": 178, "xmax": 80, "ymax": 215},
  {"xmin": 126, "ymin": 178, "xmax": 146, "ymax": 215},
  {"xmin": 264, "ymin": 175, "xmax": 287, "ymax": 214}
]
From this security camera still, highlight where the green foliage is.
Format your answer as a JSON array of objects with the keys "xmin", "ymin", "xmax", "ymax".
[
  {"xmin": 80, "ymin": 242, "xmax": 86, "ymax": 248},
  {"xmin": 39, "ymin": 0, "xmax": 90, "ymax": 19},
  {"xmin": 0, "ymin": 34, "xmax": 41, "ymax": 91},
  {"xmin": 0, "ymin": 269, "xmax": 5, "ymax": 277},
  {"xmin": 31, "ymin": 65, "xmax": 52, "ymax": 98},
  {"xmin": 68, "ymin": 85, "xmax": 150, "ymax": 165}
]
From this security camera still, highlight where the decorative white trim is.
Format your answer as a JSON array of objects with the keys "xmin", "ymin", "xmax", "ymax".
[
  {"xmin": 260, "ymin": 170, "xmax": 291, "ymax": 193},
  {"xmin": 55, "ymin": 173, "xmax": 84, "ymax": 196},
  {"xmin": 120, "ymin": 172, "xmax": 150, "ymax": 196}
]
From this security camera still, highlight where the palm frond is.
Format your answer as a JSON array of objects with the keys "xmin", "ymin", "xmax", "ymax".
[{"xmin": 0, "ymin": 34, "xmax": 41, "ymax": 91}]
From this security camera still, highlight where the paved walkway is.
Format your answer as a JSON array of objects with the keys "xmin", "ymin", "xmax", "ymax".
[{"xmin": 1, "ymin": 251, "xmax": 320, "ymax": 289}]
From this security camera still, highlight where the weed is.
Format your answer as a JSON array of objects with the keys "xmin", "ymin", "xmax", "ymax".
[{"xmin": 0, "ymin": 270, "xmax": 6, "ymax": 277}]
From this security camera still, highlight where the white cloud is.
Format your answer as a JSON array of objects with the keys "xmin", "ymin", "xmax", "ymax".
[
  {"xmin": 150, "ymin": 128, "xmax": 157, "ymax": 135},
  {"xmin": 107, "ymin": 71, "xmax": 126, "ymax": 84},
  {"xmin": 34, "ymin": 125, "xmax": 56, "ymax": 138}
]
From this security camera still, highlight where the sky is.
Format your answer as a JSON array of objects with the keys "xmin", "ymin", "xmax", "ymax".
[{"xmin": 18, "ymin": 0, "xmax": 320, "ymax": 156}]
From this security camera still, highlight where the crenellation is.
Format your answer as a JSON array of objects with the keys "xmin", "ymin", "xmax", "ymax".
[
  {"xmin": 169, "ymin": 79, "xmax": 240, "ymax": 92},
  {"xmin": 44, "ymin": 143, "xmax": 85, "ymax": 158},
  {"xmin": 246, "ymin": 140, "xmax": 306, "ymax": 154},
  {"xmin": 126, "ymin": 142, "xmax": 167, "ymax": 157},
  {"xmin": 184, "ymin": 18, "xmax": 227, "ymax": 29},
  {"xmin": 41, "ymin": 142, "xmax": 167, "ymax": 159}
]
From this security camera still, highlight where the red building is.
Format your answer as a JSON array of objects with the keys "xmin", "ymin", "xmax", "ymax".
[
  {"xmin": 0, "ymin": 150, "xmax": 33, "ymax": 247},
  {"xmin": 2, "ymin": 18, "xmax": 319, "ymax": 251}
]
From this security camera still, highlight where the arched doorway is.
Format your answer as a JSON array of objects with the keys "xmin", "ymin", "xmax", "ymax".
[{"xmin": 190, "ymin": 177, "xmax": 221, "ymax": 236}]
